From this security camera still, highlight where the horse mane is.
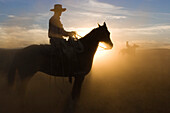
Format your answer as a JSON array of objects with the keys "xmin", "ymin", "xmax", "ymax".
[{"xmin": 80, "ymin": 27, "xmax": 99, "ymax": 39}]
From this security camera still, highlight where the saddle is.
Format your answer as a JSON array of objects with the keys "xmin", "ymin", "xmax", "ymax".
[{"xmin": 47, "ymin": 37, "xmax": 84, "ymax": 83}]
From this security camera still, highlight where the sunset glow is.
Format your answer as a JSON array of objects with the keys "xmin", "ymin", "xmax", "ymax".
[
  {"xmin": 0, "ymin": 1, "xmax": 170, "ymax": 113},
  {"xmin": 0, "ymin": 0, "xmax": 170, "ymax": 49}
]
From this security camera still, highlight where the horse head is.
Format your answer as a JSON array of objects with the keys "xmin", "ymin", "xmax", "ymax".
[{"xmin": 97, "ymin": 22, "xmax": 113, "ymax": 49}]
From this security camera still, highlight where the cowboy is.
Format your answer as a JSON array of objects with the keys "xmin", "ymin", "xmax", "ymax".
[
  {"xmin": 49, "ymin": 4, "xmax": 80, "ymax": 83},
  {"xmin": 126, "ymin": 41, "xmax": 130, "ymax": 48},
  {"xmin": 48, "ymin": 4, "xmax": 76, "ymax": 48}
]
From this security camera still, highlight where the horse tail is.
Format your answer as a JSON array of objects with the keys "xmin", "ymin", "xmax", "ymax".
[{"xmin": 8, "ymin": 57, "xmax": 17, "ymax": 86}]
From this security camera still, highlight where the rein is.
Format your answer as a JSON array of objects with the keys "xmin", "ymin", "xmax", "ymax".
[
  {"xmin": 75, "ymin": 33, "xmax": 107, "ymax": 50},
  {"xmin": 75, "ymin": 34, "xmax": 82, "ymax": 38},
  {"xmin": 99, "ymin": 45, "xmax": 108, "ymax": 50}
]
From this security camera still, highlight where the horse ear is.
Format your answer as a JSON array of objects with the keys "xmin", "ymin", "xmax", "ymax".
[
  {"xmin": 103, "ymin": 22, "xmax": 106, "ymax": 27},
  {"xmin": 98, "ymin": 23, "xmax": 101, "ymax": 27}
]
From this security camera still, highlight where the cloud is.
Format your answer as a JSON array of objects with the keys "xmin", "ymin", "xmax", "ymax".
[
  {"xmin": 58, "ymin": 0, "xmax": 129, "ymax": 29},
  {"xmin": 0, "ymin": 25, "xmax": 48, "ymax": 48},
  {"xmin": 8, "ymin": 15, "xmax": 15, "ymax": 18},
  {"xmin": 1, "ymin": 13, "xmax": 50, "ymax": 29},
  {"xmin": 63, "ymin": 1, "xmax": 127, "ymax": 18},
  {"xmin": 0, "ymin": 0, "xmax": 170, "ymax": 49},
  {"xmin": 111, "ymin": 25, "xmax": 170, "ymax": 35},
  {"xmin": 109, "ymin": 24, "xmax": 170, "ymax": 49},
  {"xmin": 132, "ymin": 40, "xmax": 170, "ymax": 49},
  {"xmin": 60, "ymin": 0, "xmax": 170, "ymax": 29},
  {"xmin": 83, "ymin": 0, "xmax": 123, "ymax": 12},
  {"xmin": 106, "ymin": 16, "xmax": 127, "ymax": 19}
]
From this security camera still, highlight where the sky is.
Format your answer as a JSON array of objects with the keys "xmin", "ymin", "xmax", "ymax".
[{"xmin": 0, "ymin": 0, "xmax": 170, "ymax": 48}]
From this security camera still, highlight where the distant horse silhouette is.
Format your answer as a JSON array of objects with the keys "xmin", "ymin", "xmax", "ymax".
[
  {"xmin": 120, "ymin": 42, "xmax": 139, "ymax": 56},
  {"xmin": 8, "ymin": 22, "xmax": 113, "ymax": 100}
]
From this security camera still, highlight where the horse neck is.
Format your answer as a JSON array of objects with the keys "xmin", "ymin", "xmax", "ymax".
[{"xmin": 80, "ymin": 31, "xmax": 99, "ymax": 54}]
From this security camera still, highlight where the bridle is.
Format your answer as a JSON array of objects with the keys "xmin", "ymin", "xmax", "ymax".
[{"xmin": 74, "ymin": 33, "xmax": 108, "ymax": 50}]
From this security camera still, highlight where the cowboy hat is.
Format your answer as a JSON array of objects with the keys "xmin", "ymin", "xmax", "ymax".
[{"xmin": 50, "ymin": 4, "xmax": 66, "ymax": 12}]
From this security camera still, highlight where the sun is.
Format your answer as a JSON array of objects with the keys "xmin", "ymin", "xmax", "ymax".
[{"xmin": 95, "ymin": 42, "xmax": 109, "ymax": 57}]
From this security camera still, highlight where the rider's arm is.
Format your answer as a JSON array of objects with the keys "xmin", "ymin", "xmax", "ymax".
[{"xmin": 49, "ymin": 22, "xmax": 75, "ymax": 38}]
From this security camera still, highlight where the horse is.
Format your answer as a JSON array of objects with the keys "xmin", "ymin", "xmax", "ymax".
[{"xmin": 7, "ymin": 22, "xmax": 113, "ymax": 100}]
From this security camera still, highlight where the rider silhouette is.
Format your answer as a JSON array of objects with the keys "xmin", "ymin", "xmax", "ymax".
[
  {"xmin": 126, "ymin": 41, "xmax": 130, "ymax": 48},
  {"xmin": 48, "ymin": 4, "xmax": 79, "ymax": 83},
  {"xmin": 48, "ymin": 4, "xmax": 76, "ymax": 48}
]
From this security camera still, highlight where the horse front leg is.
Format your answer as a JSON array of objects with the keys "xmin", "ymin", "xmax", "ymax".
[{"xmin": 72, "ymin": 75, "xmax": 85, "ymax": 100}]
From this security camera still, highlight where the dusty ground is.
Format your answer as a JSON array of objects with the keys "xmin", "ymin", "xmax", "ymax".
[{"xmin": 0, "ymin": 48, "xmax": 170, "ymax": 113}]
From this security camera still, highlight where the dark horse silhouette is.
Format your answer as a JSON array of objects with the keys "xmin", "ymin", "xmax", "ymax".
[{"xmin": 8, "ymin": 22, "xmax": 113, "ymax": 100}]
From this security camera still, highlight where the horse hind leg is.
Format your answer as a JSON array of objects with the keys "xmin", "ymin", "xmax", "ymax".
[
  {"xmin": 16, "ymin": 78, "xmax": 29, "ymax": 97},
  {"xmin": 15, "ymin": 72, "xmax": 34, "ymax": 112},
  {"xmin": 7, "ymin": 60, "xmax": 17, "ymax": 87},
  {"xmin": 16, "ymin": 71, "xmax": 34, "ymax": 97}
]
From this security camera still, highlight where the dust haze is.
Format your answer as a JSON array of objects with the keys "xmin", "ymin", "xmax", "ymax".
[{"xmin": 0, "ymin": 47, "xmax": 170, "ymax": 113}]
